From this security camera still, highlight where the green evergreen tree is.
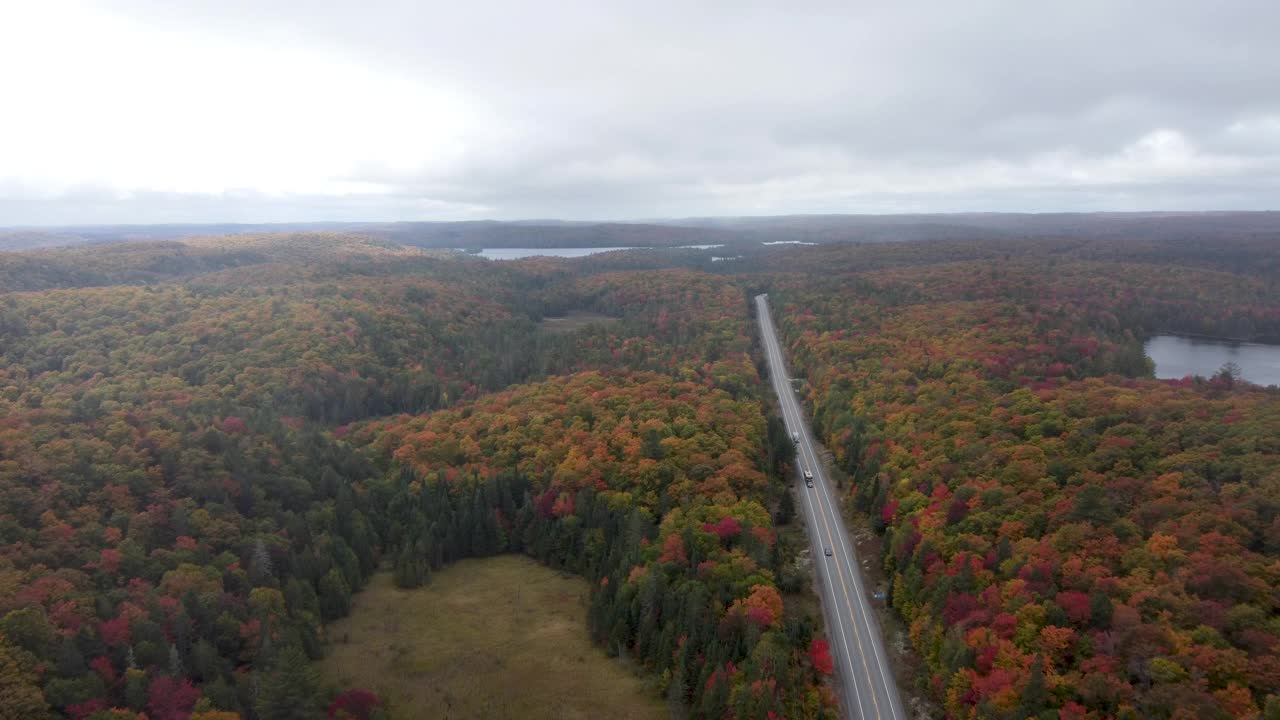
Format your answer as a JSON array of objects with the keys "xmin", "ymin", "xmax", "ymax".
[
  {"xmin": 254, "ymin": 646, "xmax": 323, "ymax": 720},
  {"xmin": 1090, "ymin": 590, "xmax": 1114, "ymax": 629},
  {"xmin": 123, "ymin": 668, "xmax": 148, "ymax": 711},
  {"xmin": 317, "ymin": 568, "xmax": 351, "ymax": 621},
  {"xmin": 1018, "ymin": 655, "xmax": 1048, "ymax": 718},
  {"xmin": 776, "ymin": 488, "xmax": 795, "ymax": 525}
]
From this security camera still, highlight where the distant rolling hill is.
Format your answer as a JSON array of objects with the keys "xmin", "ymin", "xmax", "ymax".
[{"xmin": 4, "ymin": 211, "xmax": 1279, "ymax": 253}]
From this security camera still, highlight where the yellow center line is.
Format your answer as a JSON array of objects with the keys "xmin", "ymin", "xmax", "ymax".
[
  {"xmin": 760, "ymin": 298, "xmax": 887, "ymax": 720},
  {"xmin": 804, "ymin": 432, "xmax": 884, "ymax": 720},
  {"xmin": 797, "ymin": 450, "xmax": 866, "ymax": 719},
  {"xmin": 810, "ymin": 434, "xmax": 900, "ymax": 719},
  {"xmin": 757, "ymin": 300, "xmax": 865, "ymax": 719}
]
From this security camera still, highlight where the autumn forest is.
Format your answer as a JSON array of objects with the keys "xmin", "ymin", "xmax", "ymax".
[{"xmin": 1, "ymin": 230, "xmax": 1278, "ymax": 720}]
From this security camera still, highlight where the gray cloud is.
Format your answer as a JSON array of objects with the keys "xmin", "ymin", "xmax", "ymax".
[{"xmin": 3, "ymin": 0, "xmax": 1278, "ymax": 224}]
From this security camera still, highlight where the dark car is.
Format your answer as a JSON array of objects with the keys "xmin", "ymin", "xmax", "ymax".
[{"xmin": 823, "ymin": 547, "xmax": 833, "ymax": 557}]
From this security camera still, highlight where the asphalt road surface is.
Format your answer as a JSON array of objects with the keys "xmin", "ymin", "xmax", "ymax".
[{"xmin": 756, "ymin": 293, "xmax": 907, "ymax": 720}]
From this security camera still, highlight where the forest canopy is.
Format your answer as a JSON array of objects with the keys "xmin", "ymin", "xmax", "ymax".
[
  {"xmin": 773, "ymin": 253, "xmax": 1280, "ymax": 719},
  {"xmin": 0, "ymin": 230, "xmax": 1278, "ymax": 719}
]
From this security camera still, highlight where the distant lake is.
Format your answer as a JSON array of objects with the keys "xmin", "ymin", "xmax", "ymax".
[
  {"xmin": 467, "ymin": 247, "xmax": 638, "ymax": 260},
  {"xmin": 465, "ymin": 245, "xmax": 726, "ymax": 260},
  {"xmin": 1145, "ymin": 335, "xmax": 1280, "ymax": 386}
]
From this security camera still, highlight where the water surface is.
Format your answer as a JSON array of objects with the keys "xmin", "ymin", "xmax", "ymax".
[
  {"xmin": 469, "ymin": 247, "xmax": 638, "ymax": 260},
  {"xmin": 1145, "ymin": 335, "xmax": 1280, "ymax": 386}
]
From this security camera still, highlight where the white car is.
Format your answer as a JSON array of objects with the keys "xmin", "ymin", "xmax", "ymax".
[
  {"xmin": 802, "ymin": 468, "xmax": 813, "ymax": 480},
  {"xmin": 792, "ymin": 431, "xmax": 800, "ymax": 444}
]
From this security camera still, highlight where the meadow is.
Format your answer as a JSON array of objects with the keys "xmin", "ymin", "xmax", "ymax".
[{"xmin": 321, "ymin": 555, "xmax": 669, "ymax": 720}]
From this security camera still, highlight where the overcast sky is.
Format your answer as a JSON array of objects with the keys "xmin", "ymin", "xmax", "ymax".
[{"xmin": 2, "ymin": 0, "xmax": 1278, "ymax": 225}]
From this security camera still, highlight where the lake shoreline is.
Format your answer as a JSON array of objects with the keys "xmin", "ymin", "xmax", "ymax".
[
  {"xmin": 1145, "ymin": 334, "xmax": 1280, "ymax": 386},
  {"xmin": 1146, "ymin": 331, "xmax": 1280, "ymax": 347}
]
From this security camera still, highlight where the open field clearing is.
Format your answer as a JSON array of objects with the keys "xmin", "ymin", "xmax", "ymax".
[{"xmin": 321, "ymin": 555, "xmax": 669, "ymax": 720}]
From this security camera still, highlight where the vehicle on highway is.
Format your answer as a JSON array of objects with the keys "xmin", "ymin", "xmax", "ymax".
[
  {"xmin": 792, "ymin": 431, "xmax": 800, "ymax": 443},
  {"xmin": 757, "ymin": 293, "xmax": 905, "ymax": 720}
]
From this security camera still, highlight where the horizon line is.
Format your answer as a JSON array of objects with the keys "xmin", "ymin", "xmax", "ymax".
[{"xmin": 4, "ymin": 208, "xmax": 1280, "ymax": 231}]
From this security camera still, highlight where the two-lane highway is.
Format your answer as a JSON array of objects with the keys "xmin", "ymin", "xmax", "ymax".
[{"xmin": 756, "ymin": 294, "xmax": 906, "ymax": 720}]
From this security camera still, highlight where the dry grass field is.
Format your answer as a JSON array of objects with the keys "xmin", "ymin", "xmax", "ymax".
[
  {"xmin": 321, "ymin": 554, "xmax": 668, "ymax": 720},
  {"xmin": 536, "ymin": 310, "xmax": 619, "ymax": 334}
]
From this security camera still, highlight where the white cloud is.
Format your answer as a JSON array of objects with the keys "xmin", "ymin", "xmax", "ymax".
[
  {"xmin": 1, "ymin": 0, "xmax": 1278, "ymax": 223},
  {"xmin": 0, "ymin": 1, "xmax": 494, "ymax": 200}
]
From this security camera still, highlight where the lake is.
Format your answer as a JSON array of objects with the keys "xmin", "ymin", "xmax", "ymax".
[
  {"xmin": 465, "ymin": 245, "xmax": 728, "ymax": 260},
  {"xmin": 465, "ymin": 247, "xmax": 639, "ymax": 260},
  {"xmin": 1145, "ymin": 335, "xmax": 1280, "ymax": 386}
]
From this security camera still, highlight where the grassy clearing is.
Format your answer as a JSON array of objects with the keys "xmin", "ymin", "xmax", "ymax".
[
  {"xmin": 536, "ymin": 310, "xmax": 619, "ymax": 334},
  {"xmin": 321, "ymin": 554, "xmax": 669, "ymax": 720}
]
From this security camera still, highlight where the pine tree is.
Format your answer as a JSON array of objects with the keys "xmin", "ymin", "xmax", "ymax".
[
  {"xmin": 124, "ymin": 667, "xmax": 148, "ymax": 711},
  {"xmin": 317, "ymin": 568, "xmax": 351, "ymax": 620},
  {"xmin": 169, "ymin": 642, "xmax": 184, "ymax": 677},
  {"xmin": 1090, "ymin": 590, "xmax": 1114, "ymax": 629},
  {"xmin": 254, "ymin": 646, "xmax": 323, "ymax": 720},
  {"xmin": 1018, "ymin": 655, "xmax": 1048, "ymax": 718},
  {"xmin": 250, "ymin": 539, "xmax": 275, "ymax": 587},
  {"xmin": 700, "ymin": 665, "xmax": 730, "ymax": 719},
  {"xmin": 776, "ymin": 488, "xmax": 795, "ymax": 525}
]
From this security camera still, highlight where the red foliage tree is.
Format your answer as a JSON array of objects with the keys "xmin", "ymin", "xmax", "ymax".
[
  {"xmin": 99, "ymin": 548, "xmax": 123, "ymax": 573},
  {"xmin": 327, "ymin": 689, "xmax": 383, "ymax": 719},
  {"xmin": 147, "ymin": 676, "xmax": 200, "ymax": 720},
  {"xmin": 99, "ymin": 615, "xmax": 131, "ymax": 647},
  {"xmin": 90, "ymin": 655, "xmax": 116, "ymax": 683},
  {"xmin": 808, "ymin": 637, "xmax": 834, "ymax": 675},
  {"xmin": 659, "ymin": 533, "xmax": 688, "ymax": 565},
  {"xmin": 1056, "ymin": 590, "xmax": 1092, "ymax": 625},
  {"xmin": 709, "ymin": 516, "xmax": 741, "ymax": 542},
  {"xmin": 66, "ymin": 699, "xmax": 107, "ymax": 720}
]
